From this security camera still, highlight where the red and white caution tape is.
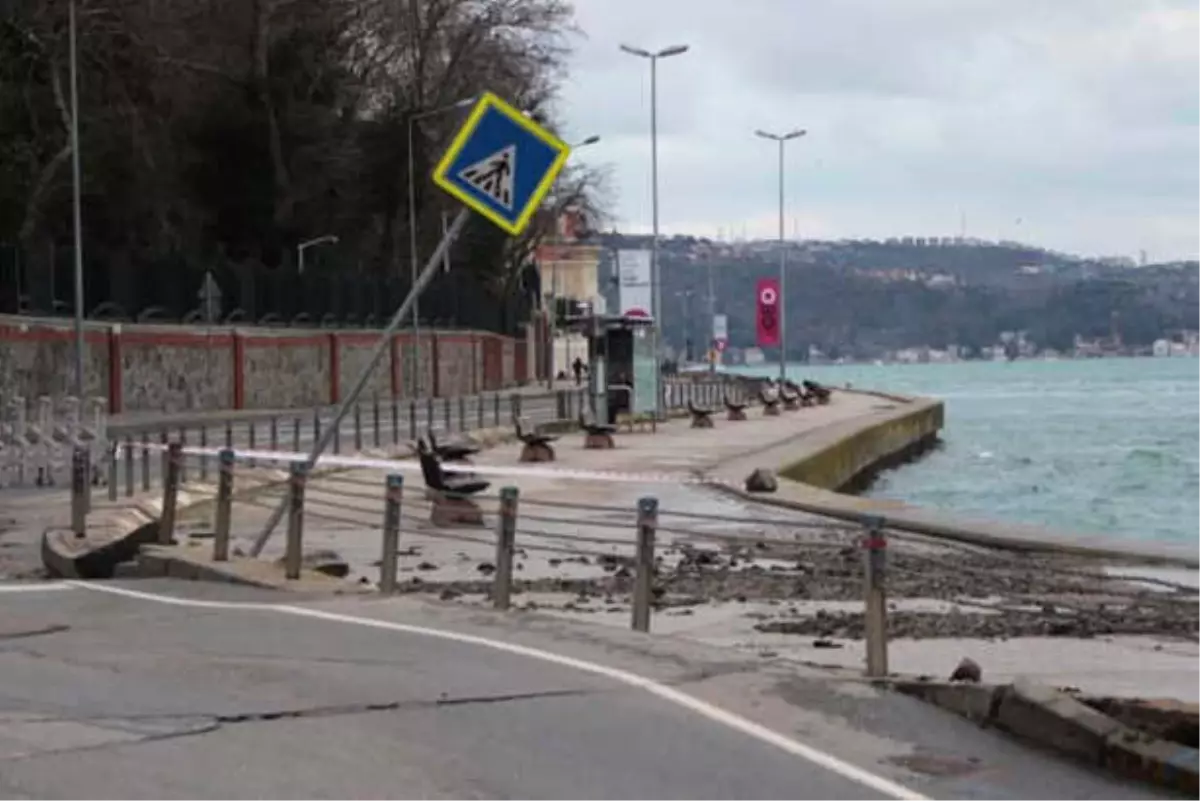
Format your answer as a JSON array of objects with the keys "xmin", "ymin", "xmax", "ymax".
[{"xmin": 136, "ymin": 442, "xmax": 724, "ymax": 486}]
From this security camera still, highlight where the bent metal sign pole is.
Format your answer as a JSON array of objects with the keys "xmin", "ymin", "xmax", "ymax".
[{"xmin": 251, "ymin": 92, "xmax": 571, "ymax": 555}]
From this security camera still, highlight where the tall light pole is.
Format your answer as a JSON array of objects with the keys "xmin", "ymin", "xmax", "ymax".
[
  {"xmin": 297, "ymin": 234, "xmax": 339, "ymax": 275},
  {"xmin": 620, "ymin": 43, "xmax": 689, "ymax": 417},
  {"xmin": 68, "ymin": 0, "xmax": 84, "ymax": 400},
  {"xmin": 406, "ymin": 96, "xmax": 476, "ymax": 395},
  {"xmin": 544, "ymin": 134, "xmax": 601, "ymax": 387},
  {"xmin": 754, "ymin": 128, "xmax": 806, "ymax": 382}
]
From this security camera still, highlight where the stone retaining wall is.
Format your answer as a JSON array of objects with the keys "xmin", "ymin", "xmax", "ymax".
[
  {"xmin": 0, "ymin": 316, "xmax": 530, "ymax": 414},
  {"xmin": 779, "ymin": 396, "xmax": 944, "ymax": 491}
]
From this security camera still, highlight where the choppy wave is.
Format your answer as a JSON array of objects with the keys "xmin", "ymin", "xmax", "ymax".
[{"xmin": 741, "ymin": 357, "xmax": 1200, "ymax": 545}]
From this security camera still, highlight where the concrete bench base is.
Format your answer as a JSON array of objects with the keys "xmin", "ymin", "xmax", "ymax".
[
  {"xmin": 519, "ymin": 442, "xmax": 555, "ymax": 463},
  {"xmin": 783, "ymin": 398, "xmax": 800, "ymax": 411},
  {"xmin": 429, "ymin": 493, "xmax": 486, "ymax": 527},
  {"xmin": 763, "ymin": 404, "xmax": 781, "ymax": 417},
  {"xmin": 690, "ymin": 414, "xmax": 714, "ymax": 429},
  {"xmin": 584, "ymin": 432, "xmax": 615, "ymax": 449},
  {"xmin": 726, "ymin": 408, "xmax": 747, "ymax": 421}
]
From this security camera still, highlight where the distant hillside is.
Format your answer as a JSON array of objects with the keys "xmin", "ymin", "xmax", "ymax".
[{"xmin": 593, "ymin": 234, "xmax": 1199, "ymax": 359}]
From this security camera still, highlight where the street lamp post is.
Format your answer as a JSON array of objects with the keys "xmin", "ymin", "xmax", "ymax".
[
  {"xmin": 619, "ymin": 43, "xmax": 689, "ymax": 417},
  {"xmin": 297, "ymin": 234, "xmax": 339, "ymax": 275},
  {"xmin": 67, "ymin": 0, "xmax": 89, "ymax": 534},
  {"xmin": 406, "ymin": 96, "xmax": 476, "ymax": 395},
  {"xmin": 754, "ymin": 128, "xmax": 806, "ymax": 382}
]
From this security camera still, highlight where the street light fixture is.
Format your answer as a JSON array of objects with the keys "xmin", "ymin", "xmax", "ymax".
[
  {"xmin": 297, "ymin": 234, "xmax": 339, "ymax": 275},
  {"xmin": 406, "ymin": 95, "xmax": 477, "ymax": 394},
  {"xmin": 619, "ymin": 42, "xmax": 689, "ymax": 417},
  {"xmin": 754, "ymin": 128, "xmax": 806, "ymax": 382}
]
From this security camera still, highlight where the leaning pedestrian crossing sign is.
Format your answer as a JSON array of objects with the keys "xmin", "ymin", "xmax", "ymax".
[{"xmin": 432, "ymin": 92, "xmax": 571, "ymax": 236}]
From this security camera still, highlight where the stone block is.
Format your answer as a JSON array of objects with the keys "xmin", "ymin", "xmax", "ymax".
[{"xmin": 994, "ymin": 678, "xmax": 1123, "ymax": 764}]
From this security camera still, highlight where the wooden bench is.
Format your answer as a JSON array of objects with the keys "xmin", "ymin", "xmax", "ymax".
[
  {"xmin": 417, "ymin": 442, "xmax": 490, "ymax": 527},
  {"xmin": 779, "ymin": 385, "xmax": 801, "ymax": 411},
  {"xmin": 515, "ymin": 417, "xmax": 557, "ymax": 462},
  {"xmin": 579, "ymin": 413, "xmax": 617, "ymax": 450},
  {"xmin": 758, "ymin": 389, "xmax": 781, "ymax": 417},
  {"xmin": 687, "ymin": 400, "xmax": 715, "ymax": 429},
  {"xmin": 723, "ymin": 396, "xmax": 748, "ymax": 421},
  {"xmin": 427, "ymin": 429, "xmax": 480, "ymax": 463}
]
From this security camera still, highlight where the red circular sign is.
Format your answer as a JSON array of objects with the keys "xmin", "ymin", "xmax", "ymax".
[{"xmin": 759, "ymin": 286, "xmax": 778, "ymax": 306}]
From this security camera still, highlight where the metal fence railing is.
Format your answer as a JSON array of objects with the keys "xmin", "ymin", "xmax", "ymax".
[{"xmin": 0, "ymin": 395, "xmax": 109, "ymax": 488}]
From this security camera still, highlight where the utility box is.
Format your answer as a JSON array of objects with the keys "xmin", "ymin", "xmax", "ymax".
[{"xmin": 559, "ymin": 314, "xmax": 657, "ymax": 425}]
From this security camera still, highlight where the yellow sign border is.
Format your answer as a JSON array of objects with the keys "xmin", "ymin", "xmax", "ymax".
[{"xmin": 432, "ymin": 92, "xmax": 571, "ymax": 237}]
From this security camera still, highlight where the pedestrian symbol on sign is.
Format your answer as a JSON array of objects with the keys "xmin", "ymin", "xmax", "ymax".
[{"xmin": 458, "ymin": 145, "xmax": 516, "ymax": 210}]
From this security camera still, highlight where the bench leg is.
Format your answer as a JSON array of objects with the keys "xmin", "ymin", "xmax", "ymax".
[
  {"xmin": 690, "ymin": 414, "xmax": 714, "ymax": 429},
  {"xmin": 726, "ymin": 409, "xmax": 747, "ymax": 422},
  {"xmin": 763, "ymin": 404, "xmax": 781, "ymax": 417}
]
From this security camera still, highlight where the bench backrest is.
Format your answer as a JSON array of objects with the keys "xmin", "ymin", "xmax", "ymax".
[{"xmin": 417, "ymin": 447, "xmax": 444, "ymax": 490}]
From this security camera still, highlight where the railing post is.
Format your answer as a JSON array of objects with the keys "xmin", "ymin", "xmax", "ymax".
[
  {"xmin": 370, "ymin": 396, "xmax": 379, "ymax": 447},
  {"xmin": 457, "ymin": 395, "xmax": 466, "ymax": 432},
  {"xmin": 510, "ymin": 393, "xmax": 522, "ymax": 422},
  {"xmin": 178, "ymin": 428, "xmax": 189, "ymax": 484},
  {"xmin": 284, "ymin": 461, "xmax": 308, "ymax": 580},
  {"xmin": 493, "ymin": 486, "xmax": 519, "ymax": 610},
  {"xmin": 862, "ymin": 515, "xmax": 889, "ymax": 678},
  {"xmin": 70, "ymin": 445, "xmax": 88, "ymax": 537},
  {"xmin": 312, "ymin": 408, "xmax": 321, "ymax": 446},
  {"xmin": 476, "ymin": 392, "xmax": 484, "ymax": 429},
  {"xmin": 224, "ymin": 420, "xmax": 233, "ymax": 449},
  {"xmin": 247, "ymin": 421, "xmax": 257, "ymax": 467},
  {"xmin": 158, "ymin": 442, "xmax": 182, "ymax": 545},
  {"xmin": 140, "ymin": 432, "xmax": 150, "ymax": 491},
  {"xmin": 353, "ymin": 403, "xmax": 363, "ymax": 451},
  {"xmin": 213, "ymin": 449, "xmax": 235, "ymax": 562},
  {"xmin": 391, "ymin": 398, "xmax": 400, "ymax": 445},
  {"xmin": 158, "ymin": 429, "xmax": 169, "ymax": 487},
  {"xmin": 408, "ymin": 400, "xmax": 417, "ymax": 442},
  {"xmin": 332, "ymin": 410, "xmax": 341, "ymax": 454},
  {"xmin": 631, "ymin": 496, "xmax": 658, "ymax": 632},
  {"xmin": 199, "ymin": 425, "xmax": 209, "ymax": 481},
  {"xmin": 443, "ymin": 396, "xmax": 451, "ymax": 432},
  {"xmin": 493, "ymin": 392, "xmax": 500, "ymax": 426},
  {"xmin": 555, "ymin": 390, "xmax": 566, "ymax": 420},
  {"xmin": 123, "ymin": 435, "xmax": 134, "ymax": 496},
  {"xmin": 269, "ymin": 415, "xmax": 279, "ymax": 452},
  {"xmin": 293, "ymin": 416, "xmax": 301, "ymax": 453},
  {"xmin": 106, "ymin": 440, "xmax": 118, "ymax": 501},
  {"xmin": 379, "ymin": 473, "xmax": 403, "ymax": 593},
  {"xmin": 425, "ymin": 397, "xmax": 434, "ymax": 436}
]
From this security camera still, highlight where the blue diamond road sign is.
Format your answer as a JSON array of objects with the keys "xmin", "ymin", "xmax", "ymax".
[{"xmin": 432, "ymin": 92, "xmax": 570, "ymax": 236}]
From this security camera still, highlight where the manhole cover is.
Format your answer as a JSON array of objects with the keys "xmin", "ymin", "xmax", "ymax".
[{"xmin": 886, "ymin": 752, "xmax": 982, "ymax": 777}]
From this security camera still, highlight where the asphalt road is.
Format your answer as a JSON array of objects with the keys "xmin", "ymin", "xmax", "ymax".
[{"xmin": 0, "ymin": 579, "xmax": 1175, "ymax": 800}]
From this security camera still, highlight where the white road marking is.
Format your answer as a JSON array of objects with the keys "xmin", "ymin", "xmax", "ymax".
[
  {"xmin": 65, "ymin": 580, "xmax": 926, "ymax": 800},
  {"xmin": 0, "ymin": 582, "xmax": 75, "ymax": 593}
]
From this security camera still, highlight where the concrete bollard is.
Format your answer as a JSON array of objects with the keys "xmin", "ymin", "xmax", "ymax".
[
  {"xmin": 379, "ymin": 474, "xmax": 403, "ymax": 593},
  {"xmin": 493, "ymin": 486, "xmax": 519, "ymax": 610},
  {"xmin": 631, "ymin": 496, "xmax": 658, "ymax": 632},
  {"xmin": 224, "ymin": 420, "xmax": 234, "ymax": 449},
  {"xmin": 862, "ymin": 515, "xmax": 889, "ymax": 678},
  {"xmin": 284, "ymin": 462, "xmax": 308, "ymax": 580},
  {"xmin": 158, "ymin": 442, "xmax": 182, "ymax": 545},
  {"xmin": 213, "ymin": 449, "xmax": 234, "ymax": 562},
  {"xmin": 458, "ymin": 395, "xmax": 466, "ymax": 432},
  {"xmin": 70, "ymin": 445, "xmax": 88, "ymax": 538}
]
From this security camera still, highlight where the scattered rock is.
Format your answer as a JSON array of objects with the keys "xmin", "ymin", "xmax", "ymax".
[
  {"xmin": 477, "ymin": 562, "xmax": 496, "ymax": 575},
  {"xmin": 744, "ymin": 468, "xmax": 778, "ymax": 493},
  {"xmin": 949, "ymin": 657, "xmax": 982, "ymax": 683},
  {"xmin": 274, "ymin": 549, "xmax": 349, "ymax": 578},
  {"xmin": 416, "ymin": 561, "xmax": 438, "ymax": 571},
  {"xmin": 812, "ymin": 638, "xmax": 843, "ymax": 649},
  {"xmin": 439, "ymin": 588, "xmax": 462, "ymax": 601}
]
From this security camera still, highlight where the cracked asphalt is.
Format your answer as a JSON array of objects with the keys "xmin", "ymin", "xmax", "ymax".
[{"xmin": 0, "ymin": 579, "xmax": 1178, "ymax": 800}]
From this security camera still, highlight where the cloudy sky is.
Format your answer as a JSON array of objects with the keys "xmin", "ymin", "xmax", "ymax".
[{"xmin": 556, "ymin": 0, "xmax": 1199, "ymax": 261}]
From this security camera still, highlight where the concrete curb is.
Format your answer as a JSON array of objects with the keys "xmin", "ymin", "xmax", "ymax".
[
  {"xmin": 893, "ymin": 678, "xmax": 1199, "ymax": 794},
  {"xmin": 136, "ymin": 543, "xmax": 369, "ymax": 593}
]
